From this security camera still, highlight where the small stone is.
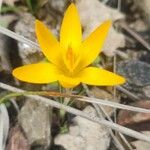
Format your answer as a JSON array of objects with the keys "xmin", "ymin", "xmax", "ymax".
[
  {"xmin": 18, "ymin": 100, "xmax": 51, "ymax": 148},
  {"xmin": 48, "ymin": 0, "xmax": 67, "ymax": 13},
  {"xmin": 15, "ymin": 13, "xmax": 43, "ymax": 65},
  {"xmin": 117, "ymin": 60, "xmax": 150, "ymax": 93},
  {"xmin": 55, "ymin": 106, "xmax": 110, "ymax": 150},
  {"xmin": 0, "ymin": 15, "xmax": 17, "ymax": 71},
  {"xmin": 0, "ymin": 34, "xmax": 11, "ymax": 71}
]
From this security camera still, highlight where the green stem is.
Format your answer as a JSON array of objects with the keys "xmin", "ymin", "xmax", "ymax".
[
  {"xmin": 59, "ymin": 88, "xmax": 72, "ymax": 121},
  {"xmin": 59, "ymin": 85, "xmax": 63, "ymax": 103},
  {"xmin": 0, "ymin": 91, "xmax": 46, "ymax": 105}
]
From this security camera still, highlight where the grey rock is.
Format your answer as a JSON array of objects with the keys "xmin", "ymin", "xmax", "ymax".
[
  {"xmin": 15, "ymin": 13, "xmax": 43, "ymax": 65},
  {"xmin": 118, "ymin": 60, "xmax": 150, "ymax": 86},
  {"xmin": 48, "ymin": 0, "xmax": 67, "ymax": 13},
  {"xmin": 0, "ymin": 34, "xmax": 11, "ymax": 71},
  {"xmin": 0, "ymin": 15, "xmax": 17, "ymax": 71},
  {"xmin": 117, "ymin": 61, "xmax": 150, "ymax": 93},
  {"xmin": 18, "ymin": 100, "xmax": 51, "ymax": 148},
  {"xmin": 55, "ymin": 106, "xmax": 110, "ymax": 150}
]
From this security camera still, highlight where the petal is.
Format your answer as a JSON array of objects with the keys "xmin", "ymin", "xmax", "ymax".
[
  {"xmin": 79, "ymin": 20, "xmax": 111, "ymax": 69},
  {"xmin": 58, "ymin": 74, "xmax": 80, "ymax": 88},
  {"xmin": 12, "ymin": 63, "xmax": 59, "ymax": 83},
  {"xmin": 60, "ymin": 3, "xmax": 82, "ymax": 50},
  {"xmin": 35, "ymin": 20, "xmax": 63, "ymax": 66},
  {"xmin": 79, "ymin": 67, "xmax": 125, "ymax": 86}
]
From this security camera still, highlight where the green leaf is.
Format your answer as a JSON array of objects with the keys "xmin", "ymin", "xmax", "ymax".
[{"xmin": 26, "ymin": 0, "xmax": 39, "ymax": 14}]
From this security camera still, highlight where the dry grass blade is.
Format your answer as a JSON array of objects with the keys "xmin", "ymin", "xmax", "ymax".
[
  {"xmin": 43, "ymin": 91, "xmax": 149, "ymax": 113},
  {"xmin": 119, "ymin": 22, "xmax": 150, "ymax": 51},
  {"xmin": 78, "ymin": 97, "xmax": 150, "ymax": 113},
  {"xmin": 83, "ymin": 84, "xmax": 126, "ymax": 150},
  {"xmin": 37, "ymin": 91, "xmax": 150, "ymax": 113},
  {"xmin": 115, "ymin": 50, "xmax": 129, "ymax": 59},
  {"xmin": 0, "ymin": 82, "xmax": 150, "ymax": 142},
  {"xmin": 116, "ymin": 86, "xmax": 139, "ymax": 101},
  {"xmin": 0, "ymin": 104, "xmax": 9, "ymax": 150},
  {"xmin": 10, "ymin": 99, "xmax": 19, "ymax": 112},
  {"xmin": 0, "ymin": 25, "xmax": 39, "ymax": 49}
]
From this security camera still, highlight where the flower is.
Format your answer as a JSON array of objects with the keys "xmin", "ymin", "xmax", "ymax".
[{"xmin": 12, "ymin": 3, "xmax": 125, "ymax": 88}]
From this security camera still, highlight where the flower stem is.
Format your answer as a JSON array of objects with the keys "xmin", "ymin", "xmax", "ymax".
[{"xmin": 59, "ymin": 88, "xmax": 73, "ymax": 123}]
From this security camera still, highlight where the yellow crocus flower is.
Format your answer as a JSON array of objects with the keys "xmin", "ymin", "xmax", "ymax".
[{"xmin": 12, "ymin": 3, "xmax": 125, "ymax": 88}]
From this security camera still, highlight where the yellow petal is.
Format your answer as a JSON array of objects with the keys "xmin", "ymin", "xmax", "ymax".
[
  {"xmin": 60, "ymin": 3, "xmax": 82, "ymax": 50},
  {"xmin": 58, "ymin": 74, "xmax": 80, "ymax": 88},
  {"xmin": 79, "ymin": 67, "xmax": 125, "ymax": 86},
  {"xmin": 78, "ymin": 20, "xmax": 111, "ymax": 69},
  {"xmin": 35, "ymin": 20, "xmax": 63, "ymax": 66},
  {"xmin": 12, "ymin": 63, "xmax": 58, "ymax": 83}
]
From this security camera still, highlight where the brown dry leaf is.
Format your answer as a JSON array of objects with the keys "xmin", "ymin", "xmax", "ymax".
[
  {"xmin": 6, "ymin": 125, "xmax": 30, "ymax": 150},
  {"xmin": 117, "ymin": 100, "xmax": 150, "ymax": 131}
]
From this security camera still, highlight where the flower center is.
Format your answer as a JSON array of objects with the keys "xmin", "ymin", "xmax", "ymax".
[
  {"xmin": 64, "ymin": 46, "xmax": 79, "ymax": 75},
  {"xmin": 66, "ymin": 47, "xmax": 75, "ymax": 69}
]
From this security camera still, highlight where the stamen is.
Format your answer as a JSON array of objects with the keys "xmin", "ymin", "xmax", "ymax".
[{"xmin": 66, "ymin": 46, "xmax": 75, "ymax": 70}]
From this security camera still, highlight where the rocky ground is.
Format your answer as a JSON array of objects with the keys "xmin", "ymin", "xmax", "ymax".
[{"xmin": 0, "ymin": 0, "xmax": 150, "ymax": 150}]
